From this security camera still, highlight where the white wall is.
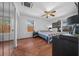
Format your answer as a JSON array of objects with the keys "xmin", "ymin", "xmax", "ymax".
[
  {"xmin": 34, "ymin": 18, "xmax": 53, "ymax": 31},
  {"xmin": 17, "ymin": 15, "xmax": 55, "ymax": 39},
  {"xmin": 17, "ymin": 16, "xmax": 33, "ymax": 39}
]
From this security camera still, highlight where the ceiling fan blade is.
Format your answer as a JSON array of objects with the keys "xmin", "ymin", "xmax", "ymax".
[
  {"xmin": 50, "ymin": 14, "xmax": 55, "ymax": 16},
  {"xmin": 51, "ymin": 11, "xmax": 56, "ymax": 13},
  {"xmin": 44, "ymin": 11, "xmax": 48, "ymax": 13}
]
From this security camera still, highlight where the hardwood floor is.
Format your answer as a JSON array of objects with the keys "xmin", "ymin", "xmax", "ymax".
[
  {"xmin": 0, "ymin": 40, "xmax": 14, "ymax": 56},
  {"xmin": 0, "ymin": 37, "xmax": 52, "ymax": 56}
]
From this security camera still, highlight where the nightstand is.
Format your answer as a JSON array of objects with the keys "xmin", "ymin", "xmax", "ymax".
[{"xmin": 33, "ymin": 32, "xmax": 38, "ymax": 37}]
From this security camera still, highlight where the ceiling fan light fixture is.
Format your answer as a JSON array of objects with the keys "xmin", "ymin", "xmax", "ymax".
[{"xmin": 42, "ymin": 10, "xmax": 56, "ymax": 18}]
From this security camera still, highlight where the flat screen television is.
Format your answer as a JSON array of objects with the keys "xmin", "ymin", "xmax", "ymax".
[{"xmin": 52, "ymin": 20, "xmax": 61, "ymax": 28}]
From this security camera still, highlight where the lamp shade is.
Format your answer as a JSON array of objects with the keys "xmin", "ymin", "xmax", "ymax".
[{"xmin": 67, "ymin": 15, "xmax": 79, "ymax": 25}]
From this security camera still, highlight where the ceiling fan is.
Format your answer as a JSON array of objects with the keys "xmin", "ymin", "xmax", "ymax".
[{"xmin": 42, "ymin": 10, "xmax": 56, "ymax": 18}]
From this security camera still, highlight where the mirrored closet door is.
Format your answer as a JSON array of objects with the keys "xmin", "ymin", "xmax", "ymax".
[{"xmin": 0, "ymin": 2, "xmax": 16, "ymax": 56}]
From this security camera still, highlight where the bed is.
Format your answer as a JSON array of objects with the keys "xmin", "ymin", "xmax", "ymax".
[{"xmin": 37, "ymin": 31, "xmax": 53, "ymax": 43}]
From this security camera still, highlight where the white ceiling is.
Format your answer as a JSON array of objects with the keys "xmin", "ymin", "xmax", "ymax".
[
  {"xmin": 0, "ymin": 2, "xmax": 78, "ymax": 19},
  {"xmin": 15, "ymin": 2, "xmax": 78, "ymax": 19}
]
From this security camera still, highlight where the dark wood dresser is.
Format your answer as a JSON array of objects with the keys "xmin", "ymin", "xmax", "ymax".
[{"xmin": 53, "ymin": 34, "xmax": 78, "ymax": 56}]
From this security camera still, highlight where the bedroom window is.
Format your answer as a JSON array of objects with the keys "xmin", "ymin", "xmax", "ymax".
[
  {"xmin": 27, "ymin": 25, "xmax": 34, "ymax": 32},
  {"xmin": 27, "ymin": 19, "xmax": 34, "ymax": 32}
]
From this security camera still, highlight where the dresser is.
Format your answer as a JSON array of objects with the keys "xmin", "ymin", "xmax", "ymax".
[{"xmin": 53, "ymin": 34, "xmax": 78, "ymax": 56}]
